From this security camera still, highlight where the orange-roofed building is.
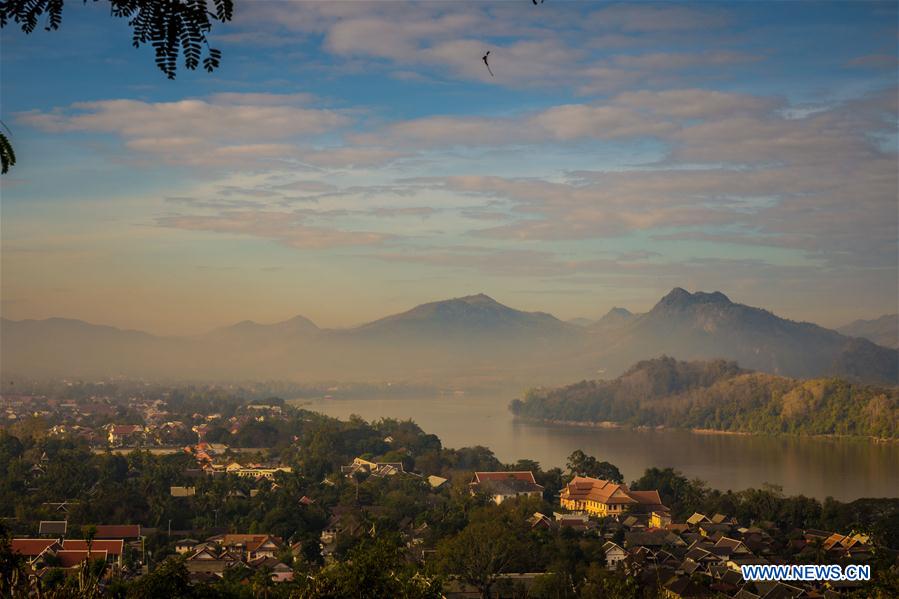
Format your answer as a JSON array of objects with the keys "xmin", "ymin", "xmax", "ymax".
[
  {"xmin": 55, "ymin": 549, "xmax": 108, "ymax": 568},
  {"xmin": 11, "ymin": 539, "xmax": 60, "ymax": 563},
  {"xmin": 94, "ymin": 524, "xmax": 141, "ymax": 540},
  {"xmin": 62, "ymin": 539, "xmax": 124, "ymax": 566},
  {"xmin": 560, "ymin": 476, "xmax": 667, "ymax": 518}
]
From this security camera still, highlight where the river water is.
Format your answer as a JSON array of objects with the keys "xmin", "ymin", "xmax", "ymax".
[{"xmin": 292, "ymin": 395, "xmax": 898, "ymax": 501}]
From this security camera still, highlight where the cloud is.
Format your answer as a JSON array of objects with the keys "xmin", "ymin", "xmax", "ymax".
[
  {"xmin": 157, "ymin": 210, "xmax": 389, "ymax": 249},
  {"xmin": 20, "ymin": 96, "xmax": 346, "ymax": 141},
  {"xmin": 354, "ymin": 88, "xmax": 778, "ymax": 148},
  {"xmin": 17, "ymin": 94, "xmax": 357, "ymax": 168},
  {"xmin": 225, "ymin": 2, "xmax": 752, "ymax": 91}
]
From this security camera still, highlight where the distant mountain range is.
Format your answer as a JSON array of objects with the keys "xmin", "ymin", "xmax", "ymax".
[
  {"xmin": 2, "ymin": 289, "xmax": 897, "ymax": 386},
  {"xmin": 510, "ymin": 356, "xmax": 899, "ymax": 438},
  {"xmin": 837, "ymin": 314, "xmax": 898, "ymax": 349}
]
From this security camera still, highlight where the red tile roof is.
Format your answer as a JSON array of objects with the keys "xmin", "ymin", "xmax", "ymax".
[
  {"xmin": 11, "ymin": 539, "xmax": 58, "ymax": 557},
  {"xmin": 94, "ymin": 525, "xmax": 141, "ymax": 539},
  {"xmin": 56, "ymin": 550, "xmax": 108, "ymax": 568},
  {"xmin": 62, "ymin": 539, "xmax": 124, "ymax": 556}
]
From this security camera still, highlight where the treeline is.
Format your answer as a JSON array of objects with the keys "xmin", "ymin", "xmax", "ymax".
[{"xmin": 510, "ymin": 356, "xmax": 899, "ymax": 438}]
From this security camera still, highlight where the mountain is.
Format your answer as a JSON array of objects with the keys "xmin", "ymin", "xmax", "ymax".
[
  {"xmin": 585, "ymin": 288, "xmax": 898, "ymax": 385},
  {"xmin": 2, "ymin": 290, "xmax": 896, "ymax": 386},
  {"xmin": 837, "ymin": 314, "xmax": 899, "ymax": 349},
  {"xmin": 205, "ymin": 315, "xmax": 319, "ymax": 344},
  {"xmin": 568, "ymin": 317, "xmax": 596, "ymax": 327},
  {"xmin": 355, "ymin": 294, "xmax": 577, "ymax": 341},
  {"xmin": 0, "ymin": 317, "xmax": 185, "ymax": 378},
  {"xmin": 510, "ymin": 356, "xmax": 899, "ymax": 438},
  {"xmin": 589, "ymin": 307, "xmax": 635, "ymax": 333}
]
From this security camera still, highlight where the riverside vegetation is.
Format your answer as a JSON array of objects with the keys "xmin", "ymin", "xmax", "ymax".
[{"xmin": 510, "ymin": 357, "xmax": 899, "ymax": 439}]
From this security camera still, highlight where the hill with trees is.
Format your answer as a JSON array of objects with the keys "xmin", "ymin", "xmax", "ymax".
[{"xmin": 509, "ymin": 356, "xmax": 899, "ymax": 439}]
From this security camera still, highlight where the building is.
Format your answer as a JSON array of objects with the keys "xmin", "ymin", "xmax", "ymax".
[
  {"xmin": 106, "ymin": 424, "xmax": 144, "ymax": 446},
  {"xmin": 341, "ymin": 457, "xmax": 405, "ymax": 478},
  {"xmin": 560, "ymin": 476, "xmax": 667, "ymax": 518},
  {"xmin": 11, "ymin": 539, "xmax": 60, "ymax": 566},
  {"xmin": 94, "ymin": 524, "xmax": 141, "ymax": 541},
  {"xmin": 602, "ymin": 541, "xmax": 627, "ymax": 570},
  {"xmin": 61, "ymin": 539, "xmax": 124, "ymax": 567},
  {"xmin": 38, "ymin": 520, "xmax": 67, "ymax": 538},
  {"xmin": 469, "ymin": 471, "xmax": 544, "ymax": 504}
]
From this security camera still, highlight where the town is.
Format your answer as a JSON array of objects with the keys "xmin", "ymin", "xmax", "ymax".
[{"xmin": 1, "ymin": 383, "xmax": 896, "ymax": 598}]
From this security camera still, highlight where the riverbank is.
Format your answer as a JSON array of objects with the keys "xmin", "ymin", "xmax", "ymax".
[{"xmin": 513, "ymin": 416, "xmax": 897, "ymax": 442}]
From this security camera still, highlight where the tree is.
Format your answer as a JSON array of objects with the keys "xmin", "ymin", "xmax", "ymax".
[
  {"xmin": 297, "ymin": 535, "xmax": 441, "ymax": 599},
  {"xmin": 565, "ymin": 450, "xmax": 623, "ymax": 484},
  {"xmin": 1, "ymin": 0, "xmax": 233, "ymax": 79},
  {"xmin": 0, "ymin": 0, "xmax": 234, "ymax": 175},
  {"xmin": 0, "ymin": 130, "xmax": 14, "ymax": 174},
  {"xmin": 0, "ymin": 523, "xmax": 29, "ymax": 598},
  {"xmin": 432, "ymin": 520, "xmax": 528, "ymax": 599},
  {"xmin": 127, "ymin": 555, "xmax": 193, "ymax": 599}
]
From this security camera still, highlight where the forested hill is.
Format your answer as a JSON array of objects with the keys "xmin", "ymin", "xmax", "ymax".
[{"xmin": 509, "ymin": 356, "xmax": 899, "ymax": 439}]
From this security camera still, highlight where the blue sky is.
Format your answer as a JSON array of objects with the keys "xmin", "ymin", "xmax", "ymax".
[{"xmin": 1, "ymin": 1, "xmax": 897, "ymax": 335}]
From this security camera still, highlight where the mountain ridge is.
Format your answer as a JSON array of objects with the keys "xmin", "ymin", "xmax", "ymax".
[{"xmin": 2, "ymin": 289, "xmax": 896, "ymax": 385}]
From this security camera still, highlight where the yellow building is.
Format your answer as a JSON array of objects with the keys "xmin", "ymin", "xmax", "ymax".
[{"xmin": 560, "ymin": 476, "xmax": 666, "ymax": 518}]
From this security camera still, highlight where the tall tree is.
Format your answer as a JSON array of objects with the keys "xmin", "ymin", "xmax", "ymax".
[
  {"xmin": 432, "ymin": 520, "xmax": 528, "ymax": 599},
  {"xmin": 565, "ymin": 450, "xmax": 623, "ymax": 484}
]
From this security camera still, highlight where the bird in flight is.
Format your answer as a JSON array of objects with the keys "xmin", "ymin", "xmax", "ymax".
[{"xmin": 482, "ymin": 51, "xmax": 494, "ymax": 77}]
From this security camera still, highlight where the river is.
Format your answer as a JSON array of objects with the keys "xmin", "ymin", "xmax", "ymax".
[{"xmin": 290, "ymin": 395, "xmax": 898, "ymax": 501}]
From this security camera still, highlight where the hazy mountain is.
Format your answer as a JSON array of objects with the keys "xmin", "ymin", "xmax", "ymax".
[
  {"xmin": 589, "ymin": 288, "xmax": 898, "ymax": 385},
  {"xmin": 204, "ymin": 315, "xmax": 320, "ymax": 344},
  {"xmin": 837, "ymin": 314, "xmax": 899, "ymax": 349},
  {"xmin": 354, "ymin": 294, "xmax": 578, "ymax": 341},
  {"xmin": 2, "ymin": 289, "xmax": 896, "ymax": 386},
  {"xmin": 589, "ymin": 307, "xmax": 636, "ymax": 333},
  {"xmin": 0, "ymin": 317, "xmax": 186, "ymax": 379},
  {"xmin": 510, "ymin": 356, "xmax": 899, "ymax": 438},
  {"xmin": 568, "ymin": 317, "xmax": 596, "ymax": 327}
]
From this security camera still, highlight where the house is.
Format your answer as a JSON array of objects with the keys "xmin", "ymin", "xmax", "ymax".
[
  {"xmin": 11, "ymin": 538, "xmax": 60, "ymax": 565},
  {"xmin": 469, "ymin": 471, "xmax": 544, "ymax": 504},
  {"xmin": 247, "ymin": 556, "xmax": 294, "ymax": 582},
  {"xmin": 107, "ymin": 424, "xmax": 143, "ymax": 446},
  {"xmin": 342, "ymin": 457, "xmax": 405, "ymax": 477},
  {"xmin": 529, "ymin": 512, "xmax": 553, "ymax": 529},
  {"xmin": 686, "ymin": 513, "xmax": 711, "ymax": 526},
  {"xmin": 602, "ymin": 541, "xmax": 627, "ymax": 570},
  {"xmin": 232, "ymin": 465, "xmax": 293, "ymax": 480},
  {"xmin": 427, "ymin": 475, "xmax": 448, "ymax": 490},
  {"xmin": 651, "ymin": 511, "xmax": 673, "ymax": 528},
  {"xmin": 213, "ymin": 534, "xmax": 284, "ymax": 560},
  {"xmin": 94, "ymin": 524, "xmax": 141, "ymax": 541},
  {"xmin": 560, "ymin": 477, "xmax": 667, "ymax": 518},
  {"xmin": 554, "ymin": 512, "xmax": 593, "ymax": 532},
  {"xmin": 61, "ymin": 539, "xmax": 124, "ymax": 567},
  {"xmin": 55, "ymin": 549, "xmax": 108, "ymax": 569},
  {"xmin": 38, "ymin": 520, "xmax": 67, "ymax": 538},
  {"xmin": 175, "ymin": 538, "xmax": 199, "ymax": 554}
]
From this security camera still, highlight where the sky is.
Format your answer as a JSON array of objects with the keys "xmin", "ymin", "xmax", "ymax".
[{"xmin": 1, "ymin": 1, "xmax": 897, "ymax": 336}]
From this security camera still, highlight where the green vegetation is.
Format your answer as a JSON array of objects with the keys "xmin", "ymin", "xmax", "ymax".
[{"xmin": 510, "ymin": 356, "xmax": 899, "ymax": 438}]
